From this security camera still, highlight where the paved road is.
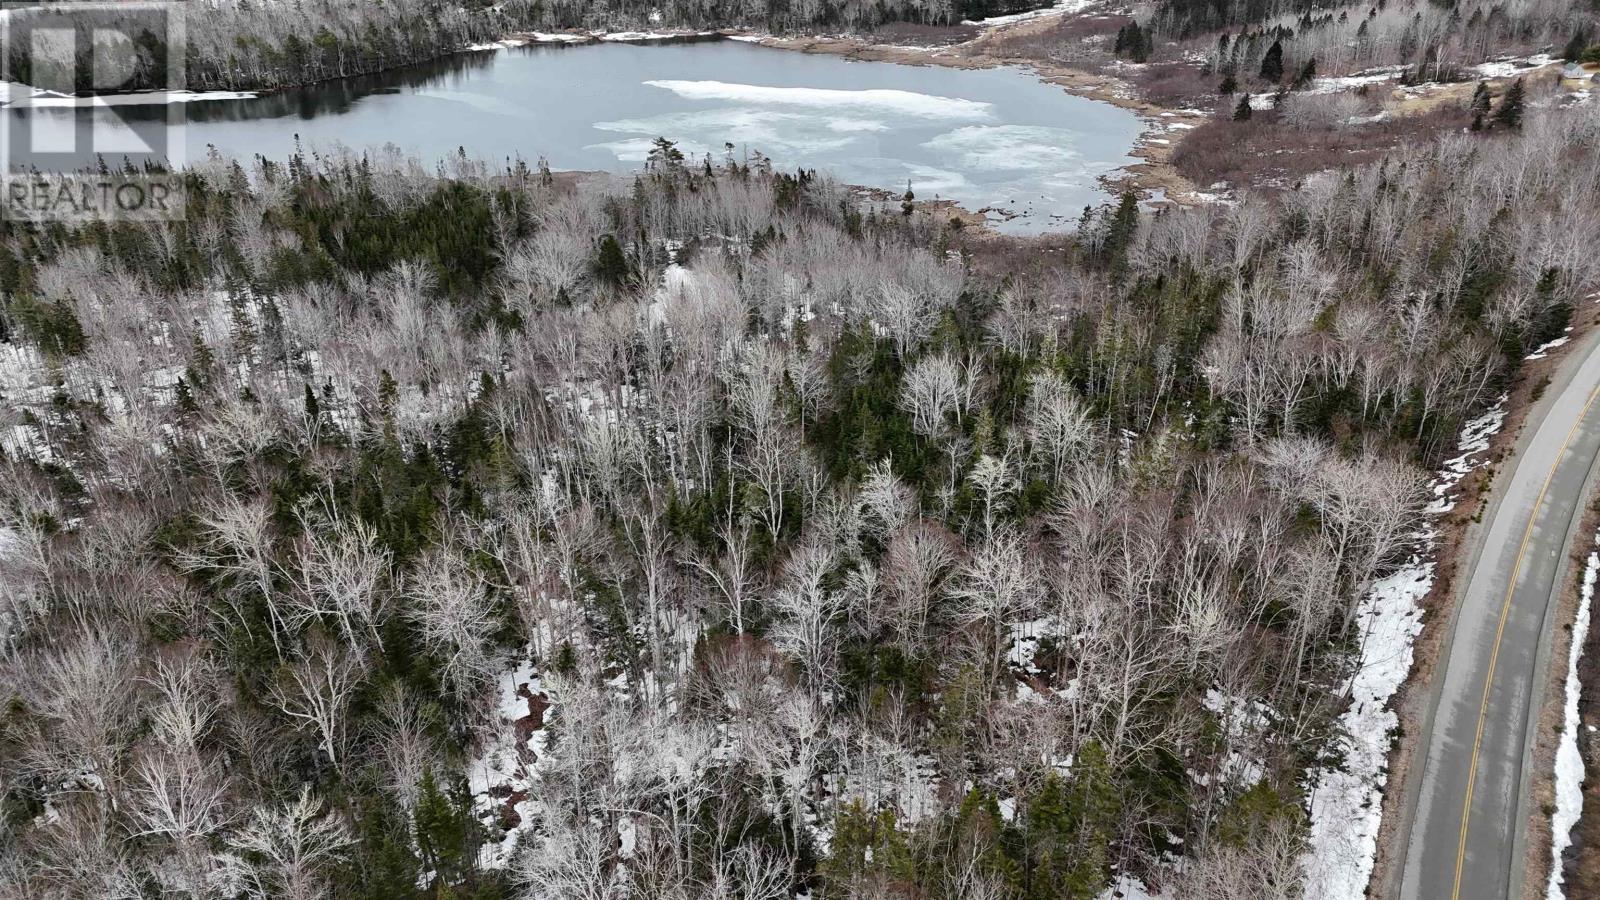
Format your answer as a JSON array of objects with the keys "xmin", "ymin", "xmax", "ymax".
[{"xmin": 1396, "ymin": 331, "xmax": 1600, "ymax": 900}]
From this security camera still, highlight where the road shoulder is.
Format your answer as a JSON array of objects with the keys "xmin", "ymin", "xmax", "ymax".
[
  {"xmin": 1516, "ymin": 472, "xmax": 1600, "ymax": 900},
  {"xmin": 1373, "ymin": 305, "xmax": 1600, "ymax": 900}
]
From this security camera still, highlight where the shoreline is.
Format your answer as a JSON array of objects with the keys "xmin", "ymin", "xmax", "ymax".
[
  {"xmin": 716, "ymin": 25, "xmax": 1207, "ymax": 209},
  {"xmin": 494, "ymin": 18, "xmax": 1209, "ymax": 218}
]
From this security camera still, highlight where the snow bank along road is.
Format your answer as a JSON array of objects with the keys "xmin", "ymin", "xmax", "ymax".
[{"xmin": 1396, "ymin": 329, "xmax": 1600, "ymax": 900}]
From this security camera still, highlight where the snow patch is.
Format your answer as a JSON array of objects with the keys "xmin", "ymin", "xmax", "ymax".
[
  {"xmin": 1303, "ymin": 66, "xmax": 1408, "ymax": 95},
  {"xmin": 0, "ymin": 82, "xmax": 256, "ymax": 106},
  {"xmin": 598, "ymin": 30, "xmax": 720, "ymax": 42},
  {"xmin": 1471, "ymin": 53, "xmax": 1556, "ymax": 79},
  {"xmin": 964, "ymin": 0, "xmax": 1098, "ymax": 27},
  {"xmin": 525, "ymin": 32, "xmax": 593, "ymax": 43},
  {"xmin": 1301, "ymin": 399, "xmax": 1507, "ymax": 900},
  {"xmin": 1200, "ymin": 689, "xmax": 1272, "ymax": 789},
  {"xmin": 1527, "ymin": 331, "xmax": 1572, "ymax": 360},
  {"xmin": 1097, "ymin": 873, "xmax": 1172, "ymax": 899},
  {"xmin": 1547, "ymin": 535, "xmax": 1596, "ymax": 900},
  {"xmin": 469, "ymin": 655, "xmax": 548, "ymax": 870}
]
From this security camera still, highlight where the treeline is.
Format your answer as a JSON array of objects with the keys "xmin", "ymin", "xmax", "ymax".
[
  {"xmin": 0, "ymin": 103, "xmax": 1597, "ymax": 900},
  {"xmin": 538, "ymin": 0, "xmax": 1057, "ymax": 29},
  {"xmin": 0, "ymin": 0, "xmax": 1059, "ymax": 94},
  {"xmin": 0, "ymin": 0, "xmax": 513, "ymax": 92},
  {"xmin": 1155, "ymin": 0, "xmax": 1596, "ymax": 79}
]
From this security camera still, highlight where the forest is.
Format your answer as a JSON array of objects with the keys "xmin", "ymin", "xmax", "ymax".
[
  {"xmin": 1143, "ymin": 0, "xmax": 1599, "ymax": 107},
  {"xmin": 2, "ymin": 0, "xmax": 1594, "ymax": 97},
  {"xmin": 0, "ymin": 0, "xmax": 1056, "ymax": 93},
  {"xmin": 0, "ymin": 61, "xmax": 1594, "ymax": 896}
]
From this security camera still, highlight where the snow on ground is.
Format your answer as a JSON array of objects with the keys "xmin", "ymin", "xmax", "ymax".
[
  {"xmin": 0, "ymin": 81, "xmax": 255, "ymax": 106},
  {"xmin": 1301, "ymin": 398, "xmax": 1507, "ymax": 900},
  {"xmin": 1199, "ymin": 689, "xmax": 1271, "ymax": 789},
  {"xmin": 469, "ymin": 655, "xmax": 548, "ymax": 870},
  {"xmin": 1471, "ymin": 53, "xmax": 1556, "ymax": 79},
  {"xmin": 646, "ymin": 239, "xmax": 695, "ymax": 326},
  {"xmin": 0, "ymin": 524, "xmax": 22, "ymax": 645},
  {"xmin": 1100, "ymin": 871, "xmax": 1177, "ymax": 896},
  {"xmin": 1528, "ymin": 331, "xmax": 1573, "ymax": 360},
  {"xmin": 467, "ymin": 38, "xmax": 532, "ymax": 50},
  {"xmin": 525, "ymin": 32, "xmax": 593, "ymax": 43},
  {"xmin": 473, "ymin": 30, "xmax": 719, "ymax": 49},
  {"xmin": 1547, "ymin": 534, "xmax": 1596, "ymax": 900},
  {"xmin": 1097, "ymin": 873, "xmax": 1172, "ymax": 900},
  {"xmin": 1304, "ymin": 66, "xmax": 1408, "ymax": 94},
  {"xmin": 598, "ymin": 30, "xmax": 720, "ymax": 42},
  {"xmin": 963, "ymin": 0, "xmax": 1098, "ymax": 27}
]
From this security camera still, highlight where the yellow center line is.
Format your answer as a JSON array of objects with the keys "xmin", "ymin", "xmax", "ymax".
[{"xmin": 1450, "ymin": 377, "xmax": 1600, "ymax": 900}]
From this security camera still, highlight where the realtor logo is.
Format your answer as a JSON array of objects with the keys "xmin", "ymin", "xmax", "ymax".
[{"xmin": 0, "ymin": 1, "xmax": 187, "ymax": 221}]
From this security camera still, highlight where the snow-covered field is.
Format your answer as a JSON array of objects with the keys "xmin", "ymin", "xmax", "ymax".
[
  {"xmin": 1547, "ymin": 535, "xmax": 1596, "ymax": 900},
  {"xmin": 963, "ymin": 0, "xmax": 1099, "ymax": 27},
  {"xmin": 1301, "ymin": 400, "xmax": 1507, "ymax": 900},
  {"xmin": 1304, "ymin": 66, "xmax": 1408, "ymax": 95},
  {"xmin": 1472, "ymin": 53, "xmax": 1557, "ymax": 79}
]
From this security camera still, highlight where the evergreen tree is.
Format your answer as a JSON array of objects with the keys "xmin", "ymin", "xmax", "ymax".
[
  {"xmin": 1259, "ymin": 39, "xmax": 1285, "ymax": 82},
  {"xmin": 1493, "ymin": 78, "xmax": 1525, "ymax": 129},
  {"xmin": 186, "ymin": 333, "xmax": 215, "ymax": 390},
  {"xmin": 593, "ymin": 234, "xmax": 632, "ymax": 286},
  {"xmin": 1295, "ymin": 57, "xmax": 1317, "ymax": 88},
  {"xmin": 1234, "ymin": 93, "xmax": 1254, "ymax": 120},
  {"xmin": 1469, "ymin": 80, "xmax": 1491, "ymax": 130},
  {"xmin": 821, "ymin": 801, "xmax": 913, "ymax": 893},
  {"xmin": 1469, "ymin": 81, "xmax": 1491, "ymax": 116},
  {"xmin": 1132, "ymin": 23, "xmax": 1152, "ymax": 62},
  {"xmin": 1116, "ymin": 22, "xmax": 1153, "ymax": 62},
  {"xmin": 1562, "ymin": 30, "xmax": 1589, "ymax": 61},
  {"xmin": 414, "ymin": 768, "xmax": 473, "ymax": 890},
  {"xmin": 1217, "ymin": 780, "xmax": 1303, "ymax": 848},
  {"xmin": 174, "ymin": 377, "xmax": 199, "ymax": 417},
  {"xmin": 352, "ymin": 801, "xmax": 424, "ymax": 900},
  {"xmin": 1011, "ymin": 745, "xmax": 1121, "ymax": 900},
  {"xmin": 1102, "ymin": 190, "xmax": 1141, "ymax": 276},
  {"xmin": 646, "ymin": 136, "xmax": 684, "ymax": 172},
  {"xmin": 1219, "ymin": 71, "xmax": 1237, "ymax": 94}
]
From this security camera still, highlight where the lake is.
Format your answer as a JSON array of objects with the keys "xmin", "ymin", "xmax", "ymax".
[{"xmin": 8, "ymin": 40, "xmax": 1143, "ymax": 231}]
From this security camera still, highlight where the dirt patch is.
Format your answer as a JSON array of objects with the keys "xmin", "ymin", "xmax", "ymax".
[
  {"xmin": 869, "ymin": 21, "xmax": 979, "ymax": 45},
  {"xmin": 513, "ymin": 685, "xmax": 550, "ymax": 747},
  {"xmin": 1171, "ymin": 105, "xmax": 1463, "ymax": 192}
]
